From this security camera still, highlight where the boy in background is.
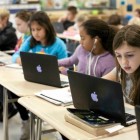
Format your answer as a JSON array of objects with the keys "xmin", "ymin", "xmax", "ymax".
[
  {"xmin": 0, "ymin": 8, "xmax": 17, "ymax": 51},
  {"xmin": 58, "ymin": 6, "xmax": 78, "ymax": 30}
]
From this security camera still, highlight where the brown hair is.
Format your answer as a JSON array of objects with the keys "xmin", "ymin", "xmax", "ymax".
[
  {"xmin": 15, "ymin": 10, "xmax": 32, "ymax": 22},
  {"xmin": 67, "ymin": 6, "xmax": 78, "ymax": 15},
  {"xmin": 0, "ymin": 8, "xmax": 10, "ymax": 19},
  {"xmin": 135, "ymin": 8, "xmax": 140, "ymax": 17},
  {"xmin": 81, "ymin": 18, "xmax": 118, "ymax": 55},
  {"xmin": 76, "ymin": 13, "xmax": 89, "ymax": 23},
  {"xmin": 113, "ymin": 24, "xmax": 140, "ymax": 105},
  {"xmin": 29, "ymin": 11, "xmax": 56, "ymax": 48},
  {"xmin": 108, "ymin": 14, "xmax": 121, "ymax": 25}
]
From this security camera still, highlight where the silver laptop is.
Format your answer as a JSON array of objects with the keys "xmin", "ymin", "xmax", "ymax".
[{"xmin": 20, "ymin": 52, "xmax": 69, "ymax": 88}]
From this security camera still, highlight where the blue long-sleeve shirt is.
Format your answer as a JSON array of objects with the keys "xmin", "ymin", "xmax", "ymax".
[{"xmin": 12, "ymin": 36, "xmax": 67, "ymax": 63}]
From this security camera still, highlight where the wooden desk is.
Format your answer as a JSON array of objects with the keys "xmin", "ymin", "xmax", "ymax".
[
  {"xmin": 18, "ymin": 96, "xmax": 138, "ymax": 140},
  {"xmin": 0, "ymin": 65, "xmax": 60, "ymax": 140},
  {"xmin": 0, "ymin": 66, "xmax": 58, "ymax": 96}
]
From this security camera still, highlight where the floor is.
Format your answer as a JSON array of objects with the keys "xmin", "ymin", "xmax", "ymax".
[{"xmin": 0, "ymin": 113, "xmax": 63, "ymax": 140}]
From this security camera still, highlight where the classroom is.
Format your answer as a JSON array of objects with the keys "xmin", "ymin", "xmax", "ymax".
[{"xmin": 0, "ymin": 0, "xmax": 140, "ymax": 140}]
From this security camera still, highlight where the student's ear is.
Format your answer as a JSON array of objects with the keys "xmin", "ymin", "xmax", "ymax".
[
  {"xmin": 94, "ymin": 36, "xmax": 100, "ymax": 44},
  {"xmin": 92, "ymin": 38, "xmax": 98, "ymax": 50},
  {"xmin": 93, "ymin": 38, "xmax": 98, "ymax": 46}
]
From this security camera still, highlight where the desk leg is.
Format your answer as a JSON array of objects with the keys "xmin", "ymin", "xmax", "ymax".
[
  {"xmin": 36, "ymin": 117, "xmax": 42, "ymax": 140},
  {"xmin": 3, "ymin": 87, "xmax": 9, "ymax": 140},
  {"xmin": 30, "ymin": 112, "xmax": 36, "ymax": 140}
]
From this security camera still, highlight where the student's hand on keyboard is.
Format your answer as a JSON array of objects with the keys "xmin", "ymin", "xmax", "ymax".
[
  {"xmin": 59, "ymin": 66, "xmax": 68, "ymax": 75},
  {"xmin": 59, "ymin": 66, "xmax": 66, "ymax": 72}
]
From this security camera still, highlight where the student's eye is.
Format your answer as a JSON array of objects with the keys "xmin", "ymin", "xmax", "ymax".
[
  {"xmin": 116, "ymin": 55, "xmax": 121, "ymax": 58},
  {"xmin": 37, "ymin": 28, "xmax": 41, "ymax": 31},
  {"xmin": 31, "ymin": 29, "xmax": 36, "ymax": 32},
  {"xmin": 126, "ymin": 54, "xmax": 134, "ymax": 58}
]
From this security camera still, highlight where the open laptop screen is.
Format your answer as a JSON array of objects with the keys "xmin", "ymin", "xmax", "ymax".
[
  {"xmin": 67, "ymin": 70, "xmax": 126, "ymax": 125},
  {"xmin": 20, "ymin": 52, "xmax": 67, "ymax": 87}
]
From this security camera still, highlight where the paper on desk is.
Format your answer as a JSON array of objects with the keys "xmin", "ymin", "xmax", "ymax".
[
  {"xmin": 105, "ymin": 125, "xmax": 124, "ymax": 133},
  {"xmin": 35, "ymin": 87, "xmax": 72, "ymax": 104},
  {"xmin": 6, "ymin": 63, "xmax": 22, "ymax": 69}
]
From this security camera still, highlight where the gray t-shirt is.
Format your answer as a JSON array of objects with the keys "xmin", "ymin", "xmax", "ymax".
[{"xmin": 123, "ymin": 75, "xmax": 133, "ymax": 104}]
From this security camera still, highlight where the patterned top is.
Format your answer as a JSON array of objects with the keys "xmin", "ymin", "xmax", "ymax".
[{"xmin": 15, "ymin": 33, "xmax": 30, "ymax": 51}]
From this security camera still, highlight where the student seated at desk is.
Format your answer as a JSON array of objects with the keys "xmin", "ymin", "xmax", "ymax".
[
  {"xmin": 12, "ymin": 11, "xmax": 67, "ymax": 65},
  {"xmin": 132, "ymin": 8, "xmax": 140, "ymax": 18},
  {"xmin": 58, "ymin": 6, "xmax": 78, "ymax": 30},
  {"xmin": 107, "ymin": 14, "xmax": 123, "ymax": 30},
  {"xmin": 12, "ymin": 11, "xmax": 67, "ymax": 64},
  {"xmin": 0, "ymin": 8, "xmax": 18, "ymax": 123},
  {"xmin": 66, "ymin": 13, "xmax": 89, "ymax": 34},
  {"xmin": 103, "ymin": 24, "xmax": 140, "ymax": 106},
  {"xmin": 64, "ymin": 13, "xmax": 89, "ymax": 57},
  {"xmin": 0, "ymin": 10, "xmax": 32, "ymax": 123},
  {"xmin": 0, "ymin": 8, "xmax": 17, "ymax": 51},
  {"xmin": 58, "ymin": 18, "xmax": 117, "ymax": 77},
  {"xmin": 14, "ymin": 10, "xmax": 32, "ymax": 51},
  {"xmin": 9, "ymin": 11, "xmax": 67, "ymax": 140}
]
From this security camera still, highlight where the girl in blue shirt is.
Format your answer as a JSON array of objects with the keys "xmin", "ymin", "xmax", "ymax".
[
  {"xmin": 11, "ymin": 11, "xmax": 67, "ymax": 140},
  {"xmin": 12, "ymin": 11, "xmax": 67, "ymax": 64}
]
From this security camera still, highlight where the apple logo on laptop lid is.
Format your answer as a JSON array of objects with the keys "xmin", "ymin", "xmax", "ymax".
[
  {"xmin": 91, "ymin": 92, "xmax": 98, "ymax": 102},
  {"xmin": 36, "ymin": 65, "xmax": 42, "ymax": 73}
]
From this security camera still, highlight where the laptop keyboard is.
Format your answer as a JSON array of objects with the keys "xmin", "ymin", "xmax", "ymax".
[
  {"xmin": 125, "ymin": 113, "xmax": 135, "ymax": 122},
  {"xmin": 61, "ymin": 81, "xmax": 69, "ymax": 85}
]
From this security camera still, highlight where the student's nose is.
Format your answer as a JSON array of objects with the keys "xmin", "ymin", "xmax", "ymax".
[
  {"xmin": 121, "ymin": 57, "xmax": 128, "ymax": 66},
  {"xmin": 33, "ymin": 30, "xmax": 38, "ymax": 36}
]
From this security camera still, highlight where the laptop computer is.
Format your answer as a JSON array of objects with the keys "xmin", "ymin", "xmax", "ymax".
[
  {"xmin": 135, "ymin": 105, "xmax": 140, "ymax": 139},
  {"xmin": 52, "ymin": 22, "xmax": 65, "ymax": 33},
  {"xmin": 67, "ymin": 70, "xmax": 136, "ymax": 126},
  {"xmin": 20, "ymin": 52, "xmax": 69, "ymax": 88}
]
